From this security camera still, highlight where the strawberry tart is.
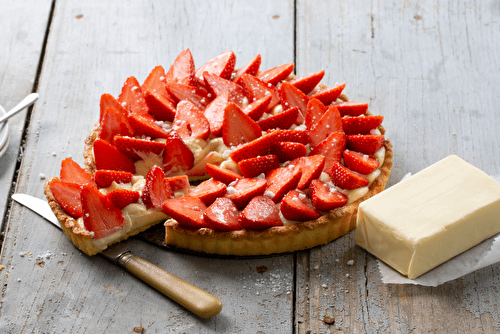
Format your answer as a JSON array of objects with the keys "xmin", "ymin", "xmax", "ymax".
[{"xmin": 44, "ymin": 49, "xmax": 393, "ymax": 256}]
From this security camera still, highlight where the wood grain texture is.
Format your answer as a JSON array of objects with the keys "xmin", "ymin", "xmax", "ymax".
[{"xmin": 296, "ymin": 0, "xmax": 500, "ymax": 332}]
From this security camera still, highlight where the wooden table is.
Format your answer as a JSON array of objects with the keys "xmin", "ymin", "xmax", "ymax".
[{"xmin": 1, "ymin": 1, "xmax": 499, "ymax": 332}]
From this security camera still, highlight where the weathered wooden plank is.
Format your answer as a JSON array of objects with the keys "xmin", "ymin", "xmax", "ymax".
[
  {"xmin": 296, "ymin": 0, "xmax": 500, "ymax": 332},
  {"xmin": 0, "ymin": 0, "xmax": 296, "ymax": 332}
]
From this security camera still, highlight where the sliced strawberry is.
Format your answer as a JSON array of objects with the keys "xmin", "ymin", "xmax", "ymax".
[
  {"xmin": 106, "ymin": 189, "xmax": 140, "ymax": 209},
  {"xmin": 278, "ymin": 81, "xmax": 308, "ymax": 124},
  {"xmin": 161, "ymin": 195, "xmax": 208, "ymax": 229},
  {"xmin": 93, "ymin": 139, "xmax": 136, "ymax": 174},
  {"xmin": 166, "ymin": 83, "xmax": 212, "ymax": 110},
  {"xmin": 165, "ymin": 175, "xmax": 190, "ymax": 196},
  {"xmin": 238, "ymin": 195, "xmax": 282, "ymax": 230},
  {"xmin": 289, "ymin": 70, "xmax": 325, "ymax": 94},
  {"xmin": 114, "ymin": 136, "xmax": 166, "ymax": 160},
  {"xmin": 204, "ymin": 197, "xmax": 242, "ymax": 231},
  {"xmin": 229, "ymin": 130, "xmax": 279, "ymax": 162},
  {"xmin": 203, "ymin": 91, "xmax": 231, "ymax": 137},
  {"xmin": 232, "ymin": 54, "xmax": 261, "ymax": 83},
  {"xmin": 99, "ymin": 107, "xmax": 134, "ymax": 145},
  {"xmin": 226, "ymin": 178, "xmax": 267, "ymax": 210},
  {"xmin": 117, "ymin": 76, "xmax": 149, "ymax": 115},
  {"xmin": 165, "ymin": 49, "xmax": 196, "ymax": 87},
  {"xmin": 81, "ymin": 184, "xmax": 126, "ymax": 239},
  {"xmin": 237, "ymin": 155, "xmax": 280, "ymax": 178},
  {"xmin": 270, "ymin": 141, "xmax": 307, "ymax": 163},
  {"xmin": 206, "ymin": 163, "xmax": 242, "ymax": 185},
  {"xmin": 309, "ymin": 83, "xmax": 346, "ymax": 105},
  {"xmin": 203, "ymin": 72, "xmax": 247, "ymax": 106},
  {"xmin": 328, "ymin": 162, "xmax": 369, "ymax": 190},
  {"xmin": 238, "ymin": 74, "xmax": 280, "ymax": 111},
  {"xmin": 94, "ymin": 170, "xmax": 133, "ymax": 188},
  {"xmin": 257, "ymin": 62, "xmax": 294, "ymax": 86},
  {"xmin": 195, "ymin": 50, "xmax": 236, "ymax": 87},
  {"xmin": 172, "ymin": 100, "xmax": 210, "ymax": 141},
  {"xmin": 128, "ymin": 113, "xmax": 170, "ymax": 139},
  {"xmin": 305, "ymin": 98, "xmax": 326, "ymax": 130},
  {"xmin": 49, "ymin": 180, "xmax": 83, "ymax": 217},
  {"xmin": 189, "ymin": 179, "xmax": 227, "ymax": 206},
  {"xmin": 141, "ymin": 65, "xmax": 169, "ymax": 98},
  {"xmin": 331, "ymin": 101, "xmax": 369, "ymax": 117},
  {"xmin": 309, "ymin": 131, "xmax": 346, "ymax": 175},
  {"xmin": 280, "ymin": 190, "xmax": 321, "ymax": 221},
  {"xmin": 222, "ymin": 103, "xmax": 262, "ymax": 147},
  {"xmin": 343, "ymin": 149, "xmax": 380, "ymax": 175},
  {"xmin": 60, "ymin": 158, "xmax": 96, "ymax": 187},
  {"xmin": 289, "ymin": 155, "xmax": 326, "ymax": 190},
  {"xmin": 309, "ymin": 179, "xmax": 348, "ymax": 211},
  {"xmin": 144, "ymin": 91, "xmax": 177, "ymax": 122},
  {"xmin": 309, "ymin": 106, "xmax": 343, "ymax": 147},
  {"xmin": 273, "ymin": 129, "xmax": 310, "ymax": 145},
  {"xmin": 142, "ymin": 165, "xmax": 174, "ymax": 209},
  {"xmin": 345, "ymin": 134, "xmax": 385, "ymax": 155},
  {"xmin": 99, "ymin": 93, "xmax": 128, "ymax": 123},
  {"xmin": 257, "ymin": 107, "xmax": 299, "ymax": 131},
  {"xmin": 341, "ymin": 115, "xmax": 384, "ymax": 135},
  {"xmin": 265, "ymin": 165, "xmax": 302, "ymax": 203},
  {"xmin": 162, "ymin": 132, "xmax": 194, "ymax": 176},
  {"xmin": 185, "ymin": 151, "xmax": 225, "ymax": 178},
  {"xmin": 242, "ymin": 95, "xmax": 272, "ymax": 121}
]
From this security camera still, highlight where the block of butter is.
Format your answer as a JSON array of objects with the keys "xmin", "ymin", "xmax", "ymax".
[{"xmin": 355, "ymin": 155, "xmax": 500, "ymax": 279}]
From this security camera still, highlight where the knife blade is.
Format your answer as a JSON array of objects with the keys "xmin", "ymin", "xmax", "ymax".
[{"xmin": 11, "ymin": 193, "xmax": 222, "ymax": 319}]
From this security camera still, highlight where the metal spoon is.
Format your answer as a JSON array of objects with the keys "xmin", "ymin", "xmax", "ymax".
[{"xmin": 0, "ymin": 93, "xmax": 39, "ymax": 124}]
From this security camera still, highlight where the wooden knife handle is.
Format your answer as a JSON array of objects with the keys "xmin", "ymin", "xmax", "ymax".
[{"xmin": 118, "ymin": 252, "xmax": 222, "ymax": 319}]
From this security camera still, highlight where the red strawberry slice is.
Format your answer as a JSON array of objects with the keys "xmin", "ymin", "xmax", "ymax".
[
  {"xmin": 172, "ymin": 100, "xmax": 210, "ymax": 141},
  {"xmin": 229, "ymin": 130, "xmax": 279, "ymax": 162},
  {"xmin": 118, "ymin": 76, "xmax": 149, "ymax": 116},
  {"xmin": 114, "ymin": 136, "xmax": 167, "ymax": 160},
  {"xmin": 331, "ymin": 101, "xmax": 369, "ymax": 117},
  {"xmin": 203, "ymin": 91, "xmax": 231, "ymax": 137},
  {"xmin": 99, "ymin": 107, "xmax": 134, "ymax": 145},
  {"xmin": 238, "ymin": 74, "xmax": 280, "ymax": 111},
  {"xmin": 141, "ymin": 65, "xmax": 170, "ymax": 99},
  {"xmin": 257, "ymin": 62, "xmax": 294, "ymax": 86},
  {"xmin": 280, "ymin": 190, "xmax": 321, "ymax": 221},
  {"xmin": 185, "ymin": 151, "xmax": 225, "ymax": 178},
  {"xmin": 203, "ymin": 197, "xmax": 242, "ymax": 231},
  {"xmin": 206, "ymin": 163, "xmax": 242, "ymax": 185},
  {"xmin": 237, "ymin": 154, "xmax": 280, "ymax": 178},
  {"xmin": 162, "ymin": 196, "xmax": 208, "ymax": 229},
  {"xmin": 165, "ymin": 175, "xmax": 191, "ymax": 196},
  {"xmin": 343, "ymin": 149, "xmax": 380, "ymax": 175},
  {"xmin": 49, "ymin": 180, "xmax": 83, "ymax": 217},
  {"xmin": 81, "ymin": 184, "xmax": 126, "ymax": 239},
  {"xmin": 189, "ymin": 179, "xmax": 227, "ymax": 206},
  {"xmin": 142, "ymin": 165, "xmax": 174, "ymax": 209},
  {"xmin": 341, "ymin": 115, "xmax": 384, "ymax": 135},
  {"xmin": 94, "ymin": 170, "xmax": 133, "ymax": 188},
  {"xmin": 305, "ymin": 98, "xmax": 326, "ymax": 130},
  {"xmin": 278, "ymin": 81, "xmax": 308, "ymax": 123},
  {"xmin": 270, "ymin": 141, "xmax": 307, "ymax": 163},
  {"xmin": 289, "ymin": 70, "xmax": 325, "ymax": 94},
  {"xmin": 289, "ymin": 155, "xmax": 326, "ymax": 190},
  {"xmin": 165, "ymin": 49, "xmax": 197, "ymax": 87},
  {"xmin": 257, "ymin": 106, "xmax": 299, "ymax": 131},
  {"xmin": 273, "ymin": 129, "xmax": 310, "ymax": 145},
  {"xmin": 238, "ymin": 195, "xmax": 282, "ymax": 230},
  {"xmin": 309, "ymin": 179, "xmax": 348, "ymax": 211},
  {"xmin": 60, "ymin": 158, "xmax": 96, "ymax": 187},
  {"xmin": 265, "ymin": 165, "xmax": 302, "ymax": 203},
  {"xmin": 328, "ymin": 162, "xmax": 369, "ymax": 190},
  {"xmin": 226, "ymin": 178, "xmax": 267, "ymax": 210},
  {"xmin": 203, "ymin": 72, "xmax": 247, "ymax": 107},
  {"xmin": 162, "ymin": 132, "xmax": 194, "ymax": 176},
  {"xmin": 309, "ymin": 106, "xmax": 343, "ymax": 147},
  {"xmin": 128, "ymin": 113, "xmax": 170, "ymax": 139},
  {"xmin": 195, "ymin": 50, "xmax": 236, "ymax": 87},
  {"xmin": 309, "ymin": 83, "xmax": 346, "ymax": 105},
  {"xmin": 106, "ymin": 189, "xmax": 140, "ymax": 209},
  {"xmin": 99, "ymin": 93, "xmax": 128, "ymax": 122},
  {"xmin": 309, "ymin": 131, "xmax": 346, "ymax": 175},
  {"xmin": 144, "ymin": 91, "xmax": 177, "ymax": 122},
  {"xmin": 232, "ymin": 54, "xmax": 261, "ymax": 83},
  {"xmin": 166, "ymin": 83, "xmax": 212, "ymax": 111},
  {"xmin": 222, "ymin": 103, "xmax": 262, "ymax": 147},
  {"xmin": 242, "ymin": 95, "xmax": 272, "ymax": 121},
  {"xmin": 93, "ymin": 139, "xmax": 136, "ymax": 174},
  {"xmin": 345, "ymin": 134, "xmax": 385, "ymax": 155}
]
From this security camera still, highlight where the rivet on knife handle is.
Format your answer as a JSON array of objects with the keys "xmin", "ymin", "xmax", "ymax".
[{"xmin": 117, "ymin": 252, "xmax": 222, "ymax": 319}]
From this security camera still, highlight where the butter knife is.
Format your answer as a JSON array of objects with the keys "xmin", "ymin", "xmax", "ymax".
[{"xmin": 11, "ymin": 193, "xmax": 222, "ymax": 319}]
